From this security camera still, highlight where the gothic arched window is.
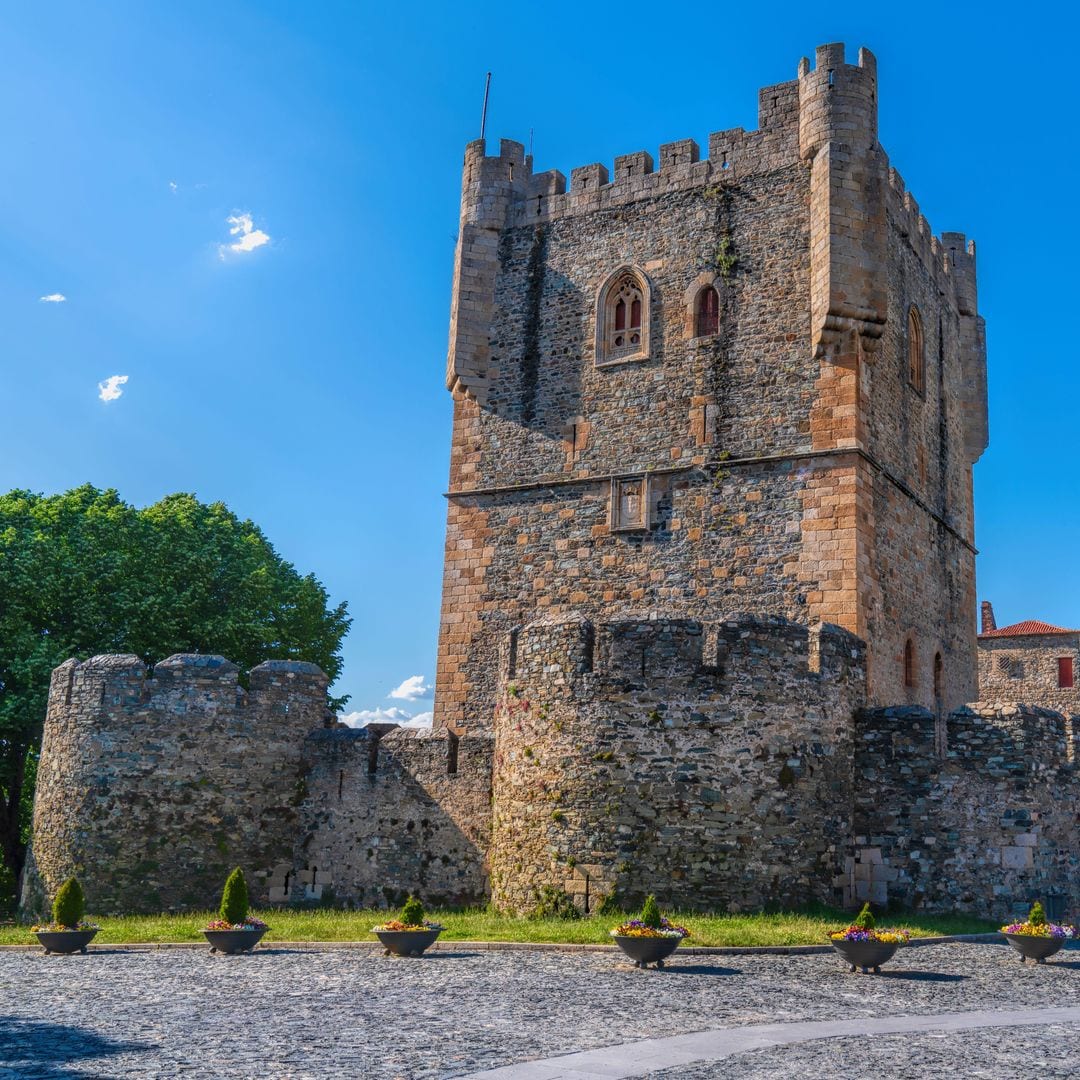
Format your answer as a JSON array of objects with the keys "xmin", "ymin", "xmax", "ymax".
[
  {"xmin": 904, "ymin": 638, "xmax": 916, "ymax": 689},
  {"xmin": 596, "ymin": 268, "xmax": 651, "ymax": 365},
  {"xmin": 907, "ymin": 305, "xmax": 925, "ymax": 393},
  {"xmin": 695, "ymin": 285, "xmax": 720, "ymax": 338}
]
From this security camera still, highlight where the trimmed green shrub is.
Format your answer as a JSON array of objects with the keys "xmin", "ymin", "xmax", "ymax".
[
  {"xmin": 641, "ymin": 894, "xmax": 662, "ymax": 929},
  {"xmin": 529, "ymin": 885, "xmax": 581, "ymax": 920},
  {"xmin": 400, "ymin": 895, "xmax": 425, "ymax": 926},
  {"xmin": 219, "ymin": 867, "xmax": 249, "ymax": 925},
  {"xmin": 853, "ymin": 902, "xmax": 876, "ymax": 930},
  {"xmin": 1028, "ymin": 900, "xmax": 1047, "ymax": 927},
  {"xmin": 52, "ymin": 878, "xmax": 85, "ymax": 928}
]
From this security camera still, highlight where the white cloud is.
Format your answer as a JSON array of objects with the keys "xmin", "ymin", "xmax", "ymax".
[
  {"xmin": 219, "ymin": 212, "xmax": 271, "ymax": 258},
  {"xmin": 39, "ymin": 293, "xmax": 66, "ymax": 303},
  {"xmin": 388, "ymin": 674, "xmax": 432, "ymax": 701},
  {"xmin": 98, "ymin": 375, "xmax": 129, "ymax": 402},
  {"xmin": 168, "ymin": 181, "xmax": 178, "ymax": 193},
  {"xmin": 339, "ymin": 706, "xmax": 432, "ymax": 729}
]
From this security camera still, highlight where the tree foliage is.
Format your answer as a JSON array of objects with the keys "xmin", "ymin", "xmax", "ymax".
[
  {"xmin": 0, "ymin": 486, "xmax": 351, "ymax": 906},
  {"xmin": 219, "ymin": 868, "xmax": 250, "ymax": 925}
]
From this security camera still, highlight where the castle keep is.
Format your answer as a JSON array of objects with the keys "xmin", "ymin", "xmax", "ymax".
[{"xmin": 23, "ymin": 45, "xmax": 1079, "ymax": 922}]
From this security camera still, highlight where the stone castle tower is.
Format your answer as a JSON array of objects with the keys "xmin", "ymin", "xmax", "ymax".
[
  {"xmin": 436, "ymin": 42, "xmax": 988, "ymax": 735},
  {"xmin": 37, "ymin": 44, "xmax": 1069, "ymax": 925}
]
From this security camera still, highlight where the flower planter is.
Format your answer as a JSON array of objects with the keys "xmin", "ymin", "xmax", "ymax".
[
  {"xmin": 35, "ymin": 929, "xmax": 98, "ymax": 955},
  {"xmin": 374, "ymin": 928, "xmax": 442, "ymax": 957},
  {"xmin": 1003, "ymin": 933, "xmax": 1066, "ymax": 964},
  {"xmin": 612, "ymin": 934, "xmax": 681, "ymax": 969},
  {"xmin": 830, "ymin": 937, "xmax": 900, "ymax": 974},
  {"xmin": 203, "ymin": 928, "xmax": 267, "ymax": 954}
]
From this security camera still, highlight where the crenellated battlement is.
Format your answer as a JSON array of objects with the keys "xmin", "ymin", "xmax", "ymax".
[
  {"xmin": 507, "ymin": 613, "xmax": 865, "ymax": 692},
  {"xmin": 49, "ymin": 652, "xmax": 327, "ymax": 722}
]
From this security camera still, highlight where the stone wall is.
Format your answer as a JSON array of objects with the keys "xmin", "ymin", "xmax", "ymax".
[
  {"xmin": 22, "ymin": 654, "xmax": 328, "ymax": 916},
  {"xmin": 489, "ymin": 613, "xmax": 867, "ymax": 914},
  {"xmin": 977, "ymin": 632, "xmax": 1080, "ymax": 717},
  {"xmin": 286, "ymin": 726, "xmax": 492, "ymax": 909},
  {"xmin": 846, "ymin": 703, "xmax": 1080, "ymax": 921}
]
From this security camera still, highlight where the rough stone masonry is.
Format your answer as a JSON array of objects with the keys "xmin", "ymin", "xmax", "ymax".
[{"xmin": 21, "ymin": 44, "xmax": 1078, "ymax": 922}]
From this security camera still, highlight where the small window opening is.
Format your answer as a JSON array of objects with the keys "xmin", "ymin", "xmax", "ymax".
[
  {"xmin": 904, "ymin": 639, "xmax": 915, "ymax": 689},
  {"xmin": 601, "ymin": 271, "xmax": 647, "ymax": 362},
  {"xmin": 933, "ymin": 653, "xmax": 943, "ymax": 703},
  {"xmin": 1058, "ymin": 657, "xmax": 1074, "ymax": 689},
  {"xmin": 283, "ymin": 871, "xmax": 292, "ymax": 896},
  {"xmin": 695, "ymin": 285, "xmax": 720, "ymax": 337},
  {"xmin": 536, "ymin": 194, "xmax": 543, "ymax": 216},
  {"xmin": 508, "ymin": 163, "xmax": 514, "ymax": 180},
  {"xmin": 827, "ymin": 69, "xmax": 835, "ymax": 87},
  {"xmin": 367, "ymin": 738, "xmax": 379, "ymax": 776},
  {"xmin": 447, "ymin": 730, "xmax": 460, "ymax": 775},
  {"xmin": 338, "ymin": 770, "xmax": 345, "ymax": 800},
  {"xmin": 907, "ymin": 305, "xmax": 925, "ymax": 393}
]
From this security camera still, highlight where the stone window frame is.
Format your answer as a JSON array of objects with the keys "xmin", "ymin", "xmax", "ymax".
[
  {"xmin": 907, "ymin": 304, "xmax": 925, "ymax": 395},
  {"xmin": 610, "ymin": 474, "xmax": 650, "ymax": 532},
  {"xmin": 684, "ymin": 272, "xmax": 723, "ymax": 341},
  {"xmin": 595, "ymin": 265, "xmax": 652, "ymax": 367},
  {"xmin": 903, "ymin": 637, "xmax": 916, "ymax": 689}
]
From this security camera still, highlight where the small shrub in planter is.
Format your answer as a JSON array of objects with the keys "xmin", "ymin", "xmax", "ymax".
[
  {"xmin": 32, "ymin": 877, "xmax": 100, "ymax": 954},
  {"xmin": 372, "ymin": 895, "xmax": 444, "ymax": 957},
  {"xmin": 610, "ymin": 895, "xmax": 690, "ymax": 969},
  {"xmin": 828, "ymin": 903, "xmax": 910, "ymax": 974},
  {"xmin": 203, "ymin": 868, "xmax": 269, "ymax": 954},
  {"xmin": 1001, "ymin": 900, "xmax": 1076, "ymax": 964}
]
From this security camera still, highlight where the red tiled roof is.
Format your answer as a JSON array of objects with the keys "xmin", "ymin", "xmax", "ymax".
[{"xmin": 980, "ymin": 619, "xmax": 1080, "ymax": 638}]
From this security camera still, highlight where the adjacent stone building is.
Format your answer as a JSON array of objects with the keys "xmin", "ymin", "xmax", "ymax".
[
  {"xmin": 976, "ymin": 600, "xmax": 1080, "ymax": 716},
  {"xmin": 22, "ymin": 44, "xmax": 1080, "ymax": 923}
]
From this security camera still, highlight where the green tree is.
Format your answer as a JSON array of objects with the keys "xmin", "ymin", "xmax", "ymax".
[{"xmin": 0, "ymin": 486, "xmax": 351, "ymax": 906}]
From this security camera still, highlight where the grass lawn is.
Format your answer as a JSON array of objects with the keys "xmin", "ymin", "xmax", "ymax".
[{"xmin": 0, "ymin": 906, "xmax": 998, "ymax": 947}]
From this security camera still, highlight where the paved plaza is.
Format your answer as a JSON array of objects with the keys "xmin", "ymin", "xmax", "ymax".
[{"xmin": 1, "ymin": 942, "xmax": 1078, "ymax": 1078}]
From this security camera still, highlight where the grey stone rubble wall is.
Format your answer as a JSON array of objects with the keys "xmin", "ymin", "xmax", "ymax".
[
  {"xmin": 288, "ymin": 725, "xmax": 492, "ymax": 908},
  {"xmin": 848, "ymin": 702, "xmax": 1080, "ymax": 921},
  {"xmin": 21, "ymin": 654, "xmax": 328, "ymax": 916},
  {"xmin": 489, "ymin": 613, "xmax": 867, "ymax": 914}
]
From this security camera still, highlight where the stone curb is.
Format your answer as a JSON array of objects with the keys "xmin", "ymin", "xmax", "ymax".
[{"xmin": 0, "ymin": 932, "xmax": 1006, "ymax": 954}]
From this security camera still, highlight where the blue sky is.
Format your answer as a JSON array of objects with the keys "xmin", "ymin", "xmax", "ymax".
[{"xmin": 2, "ymin": 1, "xmax": 1076, "ymax": 721}]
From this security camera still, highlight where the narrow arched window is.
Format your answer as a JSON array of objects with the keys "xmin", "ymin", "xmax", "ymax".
[
  {"xmin": 904, "ymin": 639, "xmax": 916, "ymax": 689},
  {"xmin": 907, "ymin": 305, "xmax": 925, "ymax": 393},
  {"xmin": 598, "ymin": 269, "xmax": 649, "ymax": 364},
  {"xmin": 695, "ymin": 286, "xmax": 720, "ymax": 337},
  {"xmin": 933, "ymin": 652, "xmax": 943, "ymax": 702}
]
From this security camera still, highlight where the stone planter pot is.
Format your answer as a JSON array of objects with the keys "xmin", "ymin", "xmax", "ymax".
[
  {"xmin": 35, "ymin": 929, "xmax": 98, "ymax": 955},
  {"xmin": 203, "ymin": 928, "xmax": 267, "ymax": 954},
  {"xmin": 374, "ymin": 928, "xmax": 442, "ymax": 957},
  {"xmin": 1003, "ymin": 933, "xmax": 1066, "ymax": 964},
  {"xmin": 612, "ymin": 934, "xmax": 681, "ymax": 969},
  {"xmin": 829, "ymin": 938, "xmax": 900, "ymax": 974}
]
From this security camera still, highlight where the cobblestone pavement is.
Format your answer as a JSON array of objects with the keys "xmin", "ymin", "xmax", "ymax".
[{"xmin": 1, "ymin": 943, "xmax": 1077, "ymax": 1078}]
